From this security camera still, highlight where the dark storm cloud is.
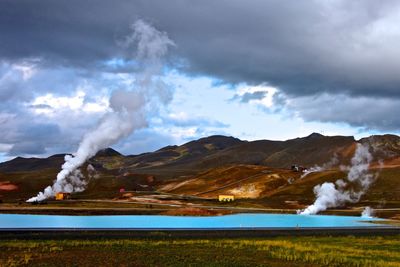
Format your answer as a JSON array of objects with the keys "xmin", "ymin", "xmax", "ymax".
[
  {"xmin": 2, "ymin": 121, "xmax": 61, "ymax": 156},
  {"xmin": 275, "ymin": 93, "xmax": 400, "ymax": 131},
  {"xmin": 1, "ymin": 0, "xmax": 400, "ymax": 158},
  {"xmin": 8, "ymin": 142, "xmax": 46, "ymax": 156},
  {"xmin": 29, "ymin": 104, "xmax": 52, "ymax": 110},
  {"xmin": 0, "ymin": 62, "xmax": 31, "ymax": 103},
  {"xmin": 233, "ymin": 91, "xmax": 268, "ymax": 103},
  {"xmin": 2, "ymin": 0, "xmax": 400, "ymax": 99},
  {"xmin": 0, "ymin": 0, "xmax": 130, "ymax": 66}
]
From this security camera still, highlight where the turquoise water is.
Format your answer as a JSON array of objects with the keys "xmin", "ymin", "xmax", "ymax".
[{"xmin": 0, "ymin": 213, "xmax": 386, "ymax": 229}]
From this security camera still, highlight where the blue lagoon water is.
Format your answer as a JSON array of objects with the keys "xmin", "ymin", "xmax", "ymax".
[{"xmin": 0, "ymin": 213, "xmax": 386, "ymax": 229}]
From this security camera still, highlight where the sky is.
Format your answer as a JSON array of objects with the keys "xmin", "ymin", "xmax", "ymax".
[{"xmin": 1, "ymin": 0, "xmax": 400, "ymax": 162}]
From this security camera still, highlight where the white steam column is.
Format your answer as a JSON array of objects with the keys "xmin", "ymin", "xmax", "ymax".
[
  {"xmin": 27, "ymin": 20, "xmax": 174, "ymax": 202},
  {"xmin": 299, "ymin": 143, "xmax": 378, "ymax": 215}
]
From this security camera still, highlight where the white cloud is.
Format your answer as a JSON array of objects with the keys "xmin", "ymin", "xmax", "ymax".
[{"xmin": 29, "ymin": 91, "xmax": 109, "ymax": 115}]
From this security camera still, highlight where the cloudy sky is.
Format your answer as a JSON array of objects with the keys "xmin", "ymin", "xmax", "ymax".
[{"xmin": 1, "ymin": 0, "xmax": 400, "ymax": 161}]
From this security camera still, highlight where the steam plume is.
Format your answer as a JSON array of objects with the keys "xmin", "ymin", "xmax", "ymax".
[
  {"xmin": 299, "ymin": 143, "xmax": 377, "ymax": 215},
  {"xmin": 27, "ymin": 20, "xmax": 174, "ymax": 202},
  {"xmin": 301, "ymin": 154, "xmax": 339, "ymax": 178},
  {"xmin": 361, "ymin": 206, "xmax": 374, "ymax": 218}
]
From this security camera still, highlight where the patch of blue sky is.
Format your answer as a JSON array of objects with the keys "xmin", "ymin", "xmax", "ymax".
[{"xmin": 163, "ymin": 70, "xmax": 375, "ymax": 143}]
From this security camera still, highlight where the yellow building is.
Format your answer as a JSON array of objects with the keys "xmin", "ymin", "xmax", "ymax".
[
  {"xmin": 218, "ymin": 195, "xmax": 234, "ymax": 202},
  {"xmin": 55, "ymin": 192, "xmax": 70, "ymax": 200}
]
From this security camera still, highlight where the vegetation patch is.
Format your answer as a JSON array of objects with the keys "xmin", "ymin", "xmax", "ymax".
[{"xmin": 1, "ymin": 235, "xmax": 400, "ymax": 266}]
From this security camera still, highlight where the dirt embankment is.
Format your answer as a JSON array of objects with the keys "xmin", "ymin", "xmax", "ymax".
[{"xmin": 161, "ymin": 207, "xmax": 231, "ymax": 216}]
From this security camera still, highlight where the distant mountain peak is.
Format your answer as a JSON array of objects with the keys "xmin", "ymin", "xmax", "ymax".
[
  {"xmin": 307, "ymin": 132, "xmax": 324, "ymax": 138},
  {"xmin": 95, "ymin": 148, "xmax": 122, "ymax": 157},
  {"xmin": 196, "ymin": 135, "xmax": 241, "ymax": 142}
]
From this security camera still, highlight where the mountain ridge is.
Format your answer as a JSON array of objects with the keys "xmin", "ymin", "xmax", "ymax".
[
  {"xmin": 1, "ymin": 133, "xmax": 400, "ymax": 207},
  {"xmin": 1, "ymin": 133, "xmax": 400, "ymax": 175}
]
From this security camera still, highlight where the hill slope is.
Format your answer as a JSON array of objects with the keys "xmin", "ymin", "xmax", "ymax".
[{"xmin": 0, "ymin": 133, "xmax": 400, "ymax": 207}]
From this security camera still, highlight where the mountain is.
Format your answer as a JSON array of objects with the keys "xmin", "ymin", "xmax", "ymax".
[
  {"xmin": 0, "ymin": 154, "xmax": 66, "ymax": 173},
  {"xmin": 1, "ymin": 133, "xmax": 400, "ymax": 205},
  {"xmin": 117, "ymin": 133, "xmax": 357, "ymax": 178},
  {"xmin": 94, "ymin": 148, "xmax": 122, "ymax": 157},
  {"xmin": 0, "ymin": 148, "xmax": 122, "ymax": 173},
  {"xmin": 197, "ymin": 133, "xmax": 356, "ymax": 169},
  {"xmin": 2, "ymin": 133, "xmax": 400, "ymax": 177},
  {"xmin": 124, "ymin": 135, "xmax": 243, "ymax": 168},
  {"xmin": 360, "ymin": 134, "xmax": 400, "ymax": 158}
]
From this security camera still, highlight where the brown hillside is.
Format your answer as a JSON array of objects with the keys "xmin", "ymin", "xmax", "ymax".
[
  {"xmin": 160, "ymin": 165, "xmax": 301, "ymax": 199},
  {"xmin": 1, "ymin": 133, "xmax": 399, "ymax": 208}
]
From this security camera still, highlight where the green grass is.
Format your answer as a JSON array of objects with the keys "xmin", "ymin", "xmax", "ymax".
[{"xmin": 1, "ymin": 235, "xmax": 400, "ymax": 266}]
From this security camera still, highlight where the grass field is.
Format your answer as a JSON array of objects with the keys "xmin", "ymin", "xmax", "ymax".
[{"xmin": 1, "ymin": 235, "xmax": 400, "ymax": 266}]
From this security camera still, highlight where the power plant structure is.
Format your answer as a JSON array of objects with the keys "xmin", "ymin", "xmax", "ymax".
[
  {"xmin": 55, "ymin": 192, "xmax": 70, "ymax": 201},
  {"xmin": 218, "ymin": 195, "xmax": 235, "ymax": 202}
]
